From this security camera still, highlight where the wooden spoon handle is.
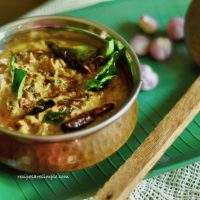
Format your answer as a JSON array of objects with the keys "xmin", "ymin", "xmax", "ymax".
[{"xmin": 94, "ymin": 76, "xmax": 200, "ymax": 200}]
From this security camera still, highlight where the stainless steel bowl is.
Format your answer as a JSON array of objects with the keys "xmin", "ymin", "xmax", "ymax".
[{"xmin": 0, "ymin": 16, "xmax": 141, "ymax": 173}]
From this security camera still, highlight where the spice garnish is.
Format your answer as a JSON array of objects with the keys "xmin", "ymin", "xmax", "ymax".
[
  {"xmin": 10, "ymin": 54, "xmax": 27, "ymax": 99},
  {"xmin": 43, "ymin": 111, "xmax": 67, "ymax": 124},
  {"xmin": 61, "ymin": 103, "xmax": 114, "ymax": 132}
]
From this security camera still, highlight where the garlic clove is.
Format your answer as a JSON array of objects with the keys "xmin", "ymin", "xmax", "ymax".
[
  {"xmin": 139, "ymin": 15, "xmax": 159, "ymax": 34},
  {"xmin": 149, "ymin": 37, "xmax": 172, "ymax": 61},
  {"xmin": 140, "ymin": 64, "xmax": 159, "ymax": 91},
  {"xmin": 167, "ymin": 17, "xmax": 185, "ymax": 40},
  {"xmin": 130, "ymin": 35, "xmax": 150, "ymax": 56}
]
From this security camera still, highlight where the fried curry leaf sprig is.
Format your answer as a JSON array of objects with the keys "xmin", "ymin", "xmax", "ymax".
[
  {"xmin": 85, "ymin": 51, "xmax": 120, "ymax": 90},
  {"xmin": 85, "ymin": 38, "xmax": 125, "ymax": 91},
  {"xmin": 10, "ymin": 54, "xmax": 27, "ymax": 99}
]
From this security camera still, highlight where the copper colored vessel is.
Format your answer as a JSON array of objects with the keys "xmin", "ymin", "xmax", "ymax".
[{"xmin": 0, "ymin": 16, "xmax": 141, "ymax": 173}]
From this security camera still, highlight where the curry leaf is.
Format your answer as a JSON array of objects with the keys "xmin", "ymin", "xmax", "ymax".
[
  {"xmin": 101, "ymin": 38, "xmax": 115, "ymax": 57},
  {"xmin": 85, "ymin": 51, "xmax": 120, "ymax": 90},
  {"xmin": 114, "ymin": 40, "xmax": 125, "ymax": 51},
  {"xmin": 10, "ymin": 54, "xmax": 16, "ymax": 82},
  {"xmin": 10, "ymin": 54, "xmax": 27, "ymax": 98},
  {"xmin": 43, "ymin": 112, "xmax": 67, "ymax": 124},
  {"xmin": 12, "ymin": 68, "xmax": 27, "ymax": 99},
  {"xmin": 67, "ymin": 45, "xmax": 97, "ymax": 61}
]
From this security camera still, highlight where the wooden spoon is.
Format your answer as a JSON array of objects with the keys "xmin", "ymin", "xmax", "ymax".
[{"xmin": 94, "ymin": 1, "xmax": 200, "ymax": 199}]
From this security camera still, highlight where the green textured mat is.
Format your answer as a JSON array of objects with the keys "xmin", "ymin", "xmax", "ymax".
[{"xmin": 1, "ymin": 0, "xmax": 200, "ymax": 199}]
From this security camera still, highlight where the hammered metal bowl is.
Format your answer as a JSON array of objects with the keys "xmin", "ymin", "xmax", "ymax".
[{"xmin": 0, "ymin": 16, "xmax": 141, "ymax": 173}]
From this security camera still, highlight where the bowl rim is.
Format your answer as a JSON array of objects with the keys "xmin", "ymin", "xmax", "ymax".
[{"xmin": 0, "ymin": 15, "xmax": 142, "ymax": 142}]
